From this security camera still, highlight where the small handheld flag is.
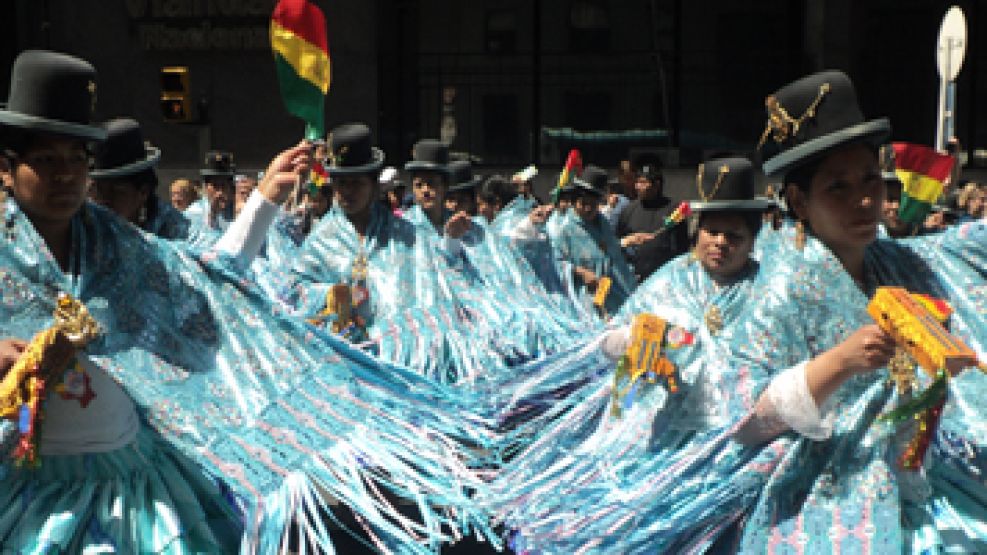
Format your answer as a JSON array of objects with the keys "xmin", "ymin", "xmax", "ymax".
[
  {"xmin": 892, "ymin": 143, "xmax": 955, "ymax": 225},
  {"xmin": 552, "ymin": 149, "xmax": 583, "ymax": 203},
  {"xmin": 271, "ymin": 0, "xmax": 331, "ymax": 140},
  {"xmin": 663, "ymin": 201, "xmax": 692, "ymax": 228}
]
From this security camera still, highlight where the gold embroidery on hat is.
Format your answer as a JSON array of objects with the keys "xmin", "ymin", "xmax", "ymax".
[
  {"xmin": 328, "ymin": 145, "xmax": 348, "ymax": 168},
  {"xmin": 87, "ymin": 81, "xmax": 97, "ymax": 112},
  {"xmin": 757, "ymin": 83, "xmax": 831, "ymax": 150},
  {"xmin": 696, "ymin": 163, "xmax": 730, "ymax": 202}
]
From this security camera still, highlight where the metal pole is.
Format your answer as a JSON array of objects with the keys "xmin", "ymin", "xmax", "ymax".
[
  {"xmin": 532, "ymin": 0, "xmax": 542, "ymax": 163},
  {"xmin": 936, "ymin": 37, "xmax": 956, "ymax": 152}
]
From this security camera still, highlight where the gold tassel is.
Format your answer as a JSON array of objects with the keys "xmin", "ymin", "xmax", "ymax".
[{"xmin": 795, "ymin": 220, "xmax": 806, "ymax": 251}]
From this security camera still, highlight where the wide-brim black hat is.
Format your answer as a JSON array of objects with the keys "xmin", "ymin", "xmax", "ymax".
[
  {"xmin": 0, "ymin": 50, "xmax": 107, "ymax": 142},
  {"xmin": 326, "ymin": 123, "xmax": 385, "ymax": 175},
  {"xmin": 691, "ymin": 157, "xmax": 773, "ymax": 212},
  {"xmin": 90, "ymin": 118, "xmax": 160, "ymax": 179},
  {"xmin": 572, "ymin": 165, "xmax": 608, "ymax": 197},
  {"xmin": 758, "ymin": 70, "xmax": 890, "ymax": 179},
  {"xmin": 200, "ymin": 150, "xmax": 236, "ymax": 178},
  {"xmin": 448, "ymin": 160, "xmax": 482, "ymax": 192},
  {"xmin": 405, "ymin": 139, "xmax": 452, "ymax": 174}
]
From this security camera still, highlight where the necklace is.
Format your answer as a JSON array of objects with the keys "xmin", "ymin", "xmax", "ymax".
[{"xmin": 704, "ymin": 305, "xmax": 724, "ymax": 335}]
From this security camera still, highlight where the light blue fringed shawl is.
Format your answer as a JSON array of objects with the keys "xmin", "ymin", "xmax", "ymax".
[
  {"xmin": 547, "ymin": 209, "xmax": 636, "ymax": 316},
  {"xmin": 0, "ymin": 199, "xmax": 498, "ymax": 553},
  {"xmin": 498, "ymin": 221, "xmax": 987, "ymax": 553},
  {"xmin": 266, "ymin": 202, "xmax": 594, "ymax": 385},
  {"xmin": 484, "ymin": 252, "xmax": 761, "ymax": 553}
]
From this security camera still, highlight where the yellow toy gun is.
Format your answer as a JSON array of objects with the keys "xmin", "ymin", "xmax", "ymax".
[
  {"xmin": 0, "ymin": 293, "xmax": 100, "ymax": 466},
  {"xmin": 867, "ymin": 287, "xmax": 983, "ymax": 378},
  {"xmin": 611, "ymin": 313, "xmax": 678, "ymax": 417},
  {"xmin": 868, "ymin": 287, "xmax": 985, "ymax": 470},
  {"xmin": 593, "ymin": 276, "xmax": 612, "ymax": 317}
]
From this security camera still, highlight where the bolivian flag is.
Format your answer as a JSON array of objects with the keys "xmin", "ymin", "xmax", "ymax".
[
  {"xmin": 551, "ymin": 149, "xmax": 582, "ymax": 203},
  {"xmin": 892, "ymin": 142, "xmax": 955, "ymax": 225},
  {"xmin": 271, "ymin": 0, "xmax": 330, "ymax": 140}
]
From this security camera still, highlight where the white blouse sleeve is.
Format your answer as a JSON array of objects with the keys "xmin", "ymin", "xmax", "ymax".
[
  {"xmin": 734, "ymin": 360, "xmax": 835, "ymax": 445},
  {"xmin": 213, "ymin": 190, "xmax": 279, "ymax": 265},
  {"xmin": 508, "ymin": 216, "xmax": 547, "ymax": 242}
]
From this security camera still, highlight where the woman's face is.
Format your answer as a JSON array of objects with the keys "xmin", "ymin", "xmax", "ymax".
[
  {"xmin": 204, "ymin": 176, "xmax": 235, "ymax": 215},
  {"xmin": 788, "ymin": 144, "xmax": 884, "ymax": 254},
  {"xmin": 695, "ymin": 212, "xmax": 755, "ymax": 280},
  {"xmin": 331, "ymin": 174, "xmax": 375, "ymax": 216},
  {"xmin": 574, "ymin": 193, "xmax": 600, "ymax": 222},
  {"xmin": 90, "ymin": 178, "xmax": 150, "ymax": 224},
  {"xmin": 476, "ymin": 197, "xmax": 500, "ymax": 222},
  {"xmin": 412, "ymin": 171, "xmax": 446, "ymax": 214},
  {"xmin": 444, "ymin": 189, "xmax": 475, "ymax": 215},
  {"xmin": 11, "ymin": 135, "xmax": 90, "ymax": 227}
]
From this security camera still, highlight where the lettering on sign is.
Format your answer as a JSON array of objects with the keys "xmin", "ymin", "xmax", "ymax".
[{"xmin": 126, "ymin": 0, "xmax": 278, "ymax": 51}]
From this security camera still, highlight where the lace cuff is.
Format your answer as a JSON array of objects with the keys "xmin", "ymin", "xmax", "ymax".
[
  {"xmin": 734, "ymin": 361, "xmax": 833, "ymax": 445},
  {"xmin": 599, "ymin": 325, "xmax": 631, "ymax": 361}
]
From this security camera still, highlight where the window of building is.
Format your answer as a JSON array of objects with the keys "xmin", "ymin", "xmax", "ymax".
[
  {"xmin": 486, "ymin": 9, "xmax": 518, "ymax": 55},
  {"xmin": 569, "ymin": 0, "xmax": 610, "ymax": 53},
  {"xmin": 483, "ymin": 93, "xmax": 521, "ymax": 158}
]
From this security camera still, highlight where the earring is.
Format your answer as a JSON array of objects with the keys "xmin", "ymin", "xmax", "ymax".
[
  {"xmin": 138, "ymin": 204, "xmax": 148, "ymax": 226},
  {"xmin": 795, "ymin": 220, "xmax": 806, "ymax": 251},
  {"xmin": 4, "ymin": 198, "xmax": 16, "ymax": 242}
]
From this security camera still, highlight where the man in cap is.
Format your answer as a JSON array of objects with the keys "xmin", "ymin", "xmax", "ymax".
[{"xmin": 616, "ymin": 152, "xmax": 689, "ymax": 281}]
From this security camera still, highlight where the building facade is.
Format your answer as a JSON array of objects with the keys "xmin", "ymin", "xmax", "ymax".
[{"xmin": 2, "ymin": 0, "xmax": 985, "ymax": 178}]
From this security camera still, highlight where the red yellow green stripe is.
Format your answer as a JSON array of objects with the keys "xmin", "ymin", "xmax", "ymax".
[
  {"xmin": 892, "ymin": 142, "xmax": 956, "ymax": 225},
  {"xmin": 270, "ymin": 0, "xmax": 330, "ymax": 139},
  {"xmin": 270, "ymin": 21, "xmax": 330, "ymax": 94}
]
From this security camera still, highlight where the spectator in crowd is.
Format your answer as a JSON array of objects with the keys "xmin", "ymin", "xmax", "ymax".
[
  {"xmin": 600, "ymin": 175, "xmax": 629, "ymax": 232},
  {"xmin": 957, "ymin": 181, "xmax": 985, "ymax": 222},
  {"xmin": 234, "ymin": 174, "xmax": 258, "ymax": 217},
  {"xmin": 617, "ymin": 152, "xmax": 689, "ymax": 282},
  {"xmin": 169, "ymin": 177, "xmax": 199, "ymax": 212}
]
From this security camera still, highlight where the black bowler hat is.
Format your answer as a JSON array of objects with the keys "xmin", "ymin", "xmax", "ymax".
[
  {"xmin": 572, "ymin": 165, "xmax": 608, "ymax": 197},
  {"xmin": 448, "ymin": 160, "xmax": 482, "ymax": 192},
  {"xmin": 691, "ymin": 157, "xmax": 773, "ymax": 212},
  {"xmin": 200, "ymin": 150, "xmax": 235, "ymax": 179},
  {"xmin": 757, "ymin": 70, "xmax": 890, "ymax": 178},
  {"xmin": 0, "ymin": 50, "xmax": 107, "ymax": 142},
  {"xmin": 90, "ymin": 118, "xmax": 161, "ymax": 179},
  {"xmin": 326, "ymin": 123, "xmax": 385, "ymax": 175},
  {"xmin": 405, "ymin": 139, "xmax": 451, "ymax": 174},
  {"xmin": 632, "ymin": 152, "xmax": 662, "ymax": 180}
]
